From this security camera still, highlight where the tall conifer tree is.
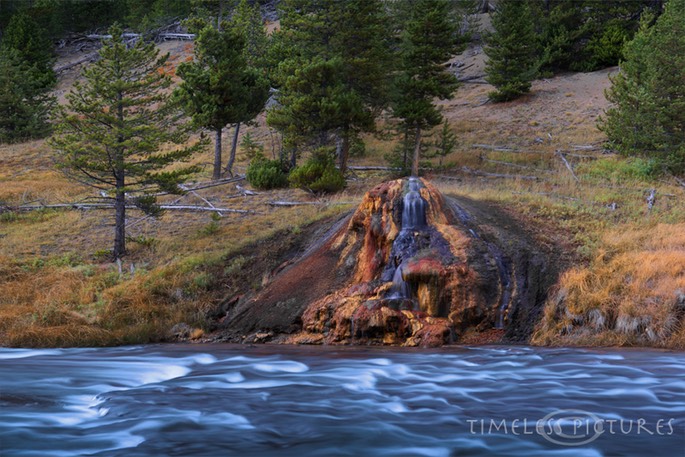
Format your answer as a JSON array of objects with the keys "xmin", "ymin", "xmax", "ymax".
[
  {"xmin": 0, "ymin": 49, "xmax": 55, "ymax": 143},
  {"xmin": 51, "ymin": 27, "xmax": 206, "ymax": 259},
  {"xmin": 599, "ymin": 0, "xmax": 685, "ymax": 173},
  {"xmin": 267, "ymin": 0, "xmax": 389, "ymax": 172},
  {"xmin": 175, "ymin": 25, "xmax": 269, "ymax": 179},
  {"xmin": 393, "ymin": 0, "xmax": 459, "ymax": 176},
  {"xmin": 484, "ymin": 0, "xmax": 538, "ymax": 102}
]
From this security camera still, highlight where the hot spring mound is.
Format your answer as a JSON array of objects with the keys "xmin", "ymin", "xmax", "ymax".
[{"xmin": 222, "ymin": 178, "xmax": 553, "ymax": 347}]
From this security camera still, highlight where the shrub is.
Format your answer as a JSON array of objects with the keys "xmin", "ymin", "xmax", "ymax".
[
  {"xmin": 246, "ymin": 156, "xmax": 288, "ymax": 189},
  {"xmin": 288, "ymin": 151, "xmax": 346, "ymax": 194},
  {"xmin": 579, "ymin": 157, "xmax": 660, "ymax": 183}
]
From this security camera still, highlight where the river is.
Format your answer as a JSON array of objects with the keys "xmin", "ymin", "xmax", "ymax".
[{"xmin": 1, "ymin": 345, "xmax": 683, "ymax": 456}]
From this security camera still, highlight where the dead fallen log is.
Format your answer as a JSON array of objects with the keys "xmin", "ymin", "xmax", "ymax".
[
  {"xmin": 348, "ymin": 166, "xmax": 402, "ymax": 171},
  {"xmin": 85, "ymin": 33, "xmax": 140, "ymax": 40},
  {"xmin": 55, "ymin": 53, "xmax": 98, "ymax": 73},
  {"xmin": 158, "ymin": 204, "xmax": 250, "ymax": 213},
  {"xmin": 572, "ymin": 144, "xmax": 602, "ymax": 151},
  {"xmin": 172, "ymin": 175, "xmax": 245, "ymax": 193},
  {"xmin": 472, "ymin": 144, "xmax": 519, "ymax": 153},
  {"xmin": 159, "ymin": 33, "xmax": 195, "ymax": 40},
  {"xmin": 268, "ymin": 201, "xmax": 321, "ymax": 207},
  {"xmin": 268, "ymin": 200, "xmax": 356, "ymax": 207},
  {"xmin": 555, "ymin": 150, "xmax": 580, "ymax": 183},
  {"xmin": 457, "ymin": 74, "xmax": 486, "ymax": 82},
  {"xmin": 13, "ymin": 203, "xmax": 251, "ymax": 214}
]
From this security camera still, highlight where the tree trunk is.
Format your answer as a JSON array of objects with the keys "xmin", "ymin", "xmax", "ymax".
[
  {"xmin": 402, "ymin": 128, "xmax": 409, "ymax": 169},
  {"xmin": 114, "ymin": 178, "xmax": 126, "ymax": 260},
  {"xmin": 339, "ymin": 131, "xmax": 350, "ymax": 174},
  {"xmin": 290, "ymin": 147, "xmax": 297, "ymax": 169},
  {"xmin": 225, "ymin": 122, "xmax": 240, "ymax": 177},
  {"xmin": 213, "ymin": 127, "xmax": 222, "ymax": 181},
  {"xmin": 114, "ymin": 90, "xmax": 126, "ymax": 259},
  {"xmin": 412, "ymin": 126, "xmax": 422, "ymax": 177}
]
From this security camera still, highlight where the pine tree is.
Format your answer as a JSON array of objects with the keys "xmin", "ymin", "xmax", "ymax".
[
  {"xmin": 1, "ymin": 10, "xmax": 55, "ymax": 89},
  {"xmin": 484, "ymin": 0, "xmax": 538, "ymax": 102},
  {"xmin": 188, "ymin": 0, "xmax": 236, "ymax": 32},
  {"xmin": 0, "ymin": 49, "xmax": 55, "ymax": 143},
  {"xmin": 431, "ymin": 120, "xmax": 458, "ymax": 166},
  {"xmin": 267, "ymin": 0, "xmax": 390, "ymax": 173},
  {"xmin": 231, "ymin": 0, "xmax": 268, "ymax": 68},
  {"xmin": 223, "ymin": 0, "xmax": 270, "ymax": 172},
  {"xmin": 393, "ymin": 0, "xmax": 459, "ymax": 176},
  {"xmin": 599, "ymin": 0, "xmax": 685, "ymax": 174},
  {"xmin": 531, "ymin": 1, "xmax": 586, "ymax": 74},
  {"xmin": 531, "ymin": 0, "xmax": 663, "ymax": 74},
  {"xmin": 175, "ymin": 25, "xmax": 269, "ymax": 179},
  {"xmin": 51, "ymin": 27, "xmax": 206, "ymax": 259}
]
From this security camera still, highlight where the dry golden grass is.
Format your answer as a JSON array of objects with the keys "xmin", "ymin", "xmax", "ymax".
[
  {"xmin": 0, "ymin": 196, "xmax": 352, "ymax": 347},
  {"xmin": 533, "ymin": 224, "xmax": 685, "ymax": 349}
]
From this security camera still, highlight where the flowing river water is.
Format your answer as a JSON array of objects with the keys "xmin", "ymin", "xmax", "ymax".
[{"xmin": 1, "ymin": 345, "xmax": 683, "ymax": 456}]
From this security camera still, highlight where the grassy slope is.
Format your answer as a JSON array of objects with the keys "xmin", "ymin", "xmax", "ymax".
[{"xmin": 1, "ymin": 42, "xmax": 684, "ymax": 348}]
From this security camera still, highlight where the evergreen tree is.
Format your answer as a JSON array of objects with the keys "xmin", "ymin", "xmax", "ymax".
[
  {"xmin": 430, "ymin": 120, "xmax": 458, "ymax": 167},
  {"xmin": 393, "ymin": 0, "xmax": 459, "ymax": 176},
  {"xmin": 267, "ymin": 0, "xmax": 390, "ymax": 173},
  {"xmin": 188, "ymin": 0, "xmax": 236, "ymax": 32},
  {"xmin": 329, "ymin": 0, "xmax": 390, "ymax": 173},
  {"xmin": 484, "ymin": 0, "xmax": 538, "ymax": 102},
  {"xmin": 51, "ymin": 27, "xmax": 206, "ymax": 259},
  {"xmin": 581, "ymin": 0, "xmax": 664, "ymax": 71},
  {"xmin": 531, "ymin": 0, "xmax": 663, "ymax": 74},
  {"xmin": 530, "ymin": 1, "xmax": 586, "ymax": 74},
  {"xmin": 0, "ymin": 49, "xmax": 55, "ymax": 143},
  {"xmin": 599, "ymin": 0, "xmax": 685, "ymax": 174},
  {"xmin": 231, "ymin": 0, "xmax": 268, "ymax": 68},
  {"xmin": 1, "ymin": 10, "xmax": 55, "ymax": 89},
  {"xmin": 175, "ymin": 25, "xmax": 269, "ymax": 179},
  {"xmin": 223, "ymin": 0, "xmax": 270, "ymax": 172}
]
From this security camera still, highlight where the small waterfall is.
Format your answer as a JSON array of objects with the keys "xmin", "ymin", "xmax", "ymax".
[
  {"xmin": 385, "ymin": 178, "xmax": 428, "ymax": 300},
  {"xmin": 401, "ymin": 178, "xmax": 427, "ymax": 231},
  {"xmin": 386, "ymin": 262, "xmax": 412, "ymax": 299}
]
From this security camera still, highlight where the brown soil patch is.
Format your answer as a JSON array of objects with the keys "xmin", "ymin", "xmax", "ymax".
[{"xmin": 215, "ymin": 214, "xmax": 352, "ymax": 340}]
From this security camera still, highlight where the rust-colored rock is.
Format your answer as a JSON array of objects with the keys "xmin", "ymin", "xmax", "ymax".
[{"xmin": 295, "ymin": 178, "xmax": 510, "ymax": 345}]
